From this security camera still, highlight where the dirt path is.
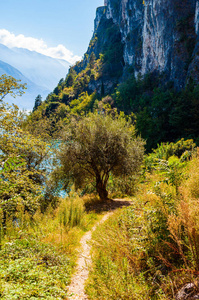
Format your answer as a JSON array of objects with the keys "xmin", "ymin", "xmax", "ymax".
[
  {"xmin": 67, "ymin": 199, "xmax": 132, "ymax": 300},
  {"xmin": 67, "ymin": 212, "xmax": 113, "ymax": 300}
]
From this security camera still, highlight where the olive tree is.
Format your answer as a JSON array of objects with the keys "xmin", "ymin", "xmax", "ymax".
[{"xmin": 56, "ymin": 113, "xmax": 145, "ymax": 200}]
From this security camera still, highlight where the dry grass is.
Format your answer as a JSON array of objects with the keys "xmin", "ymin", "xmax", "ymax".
[{"xmin": 86, "ymin": 154, "xmax": 199, "ymax": 299}]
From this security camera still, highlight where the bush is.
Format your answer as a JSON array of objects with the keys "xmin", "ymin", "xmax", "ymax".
[{"xmin": 0, "ymin": 237, "xmax": 71, "ymax": 299}]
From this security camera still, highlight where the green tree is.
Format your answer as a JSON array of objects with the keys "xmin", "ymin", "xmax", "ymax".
[
  {"xmin": 0, "ymin": 74, "xmax": 26, "ymax": 101},
  {"xmin": 65, "ymin": 69, "xmax": 76, "ymax": 87},
  {"xmin": 0, "ymin": 102, "xmax": 50, "ymax": 217},
  {"xmin": 0, "ymin": 76, "xmax": 50, "ymax": 226},
  {"xmin": 89, "ymin": 52, "xmax": 96, "ymax": 69},
  {"xmin": 54, "ymin": 113, "xmax": 145, "ymax": 200},
  {"xmin": 33, "ymin": 94, "xmax": 42, "ymax": 112}
]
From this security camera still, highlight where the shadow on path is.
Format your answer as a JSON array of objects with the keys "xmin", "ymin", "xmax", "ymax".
[{"xmin": 85, "ymin": 198, "xmax": 133, "ymax": 213}]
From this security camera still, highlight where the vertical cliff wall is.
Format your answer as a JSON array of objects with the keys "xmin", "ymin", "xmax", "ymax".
[{"xmin": 86, "ymin": 0, "xmax": 199, "ymax": 89}]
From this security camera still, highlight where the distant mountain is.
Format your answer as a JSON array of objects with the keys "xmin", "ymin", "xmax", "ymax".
[
  {"xmin": 0, "ymin": 60, "xmax": 50, "ymax": 110},
  {"xmin": 0, "ymin": 44, "xmax": 70, "ymax": 110}
]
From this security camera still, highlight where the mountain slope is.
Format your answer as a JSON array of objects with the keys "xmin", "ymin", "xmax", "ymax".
[
  {"xmin": 0, "ymin": 60, "xmax": 50, "ymax": 110},
  {"xmin": 11, "ymin": 47, "xmax": 70, "ymax": 90},
  {"xmin": 0, "ymin": 44, "xmax": 70, "ymax": 90},
  {"xmin": 83, "ymin": 0, "xmax": 198, "ymax": 90},
  {"xmin": 48, "ymin": 0, "xmax": 198, "ymax": 99},
  {"xmin": 30, "ymin": 0, "xmax": 199, "ymax": 150},
  {"xmin": 0, "ymin": 44, "xmax": 70, "ymax": 109}
]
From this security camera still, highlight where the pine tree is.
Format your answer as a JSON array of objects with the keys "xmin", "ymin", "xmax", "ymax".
[{"xmin": 33, "ymin": 94, "xmax": 42, "ymax": 112}]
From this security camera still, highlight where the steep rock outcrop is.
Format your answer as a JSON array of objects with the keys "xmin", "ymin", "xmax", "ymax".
[{"xmin": 85, "ymin": 0, "xmax": 199, "ymax": 90}]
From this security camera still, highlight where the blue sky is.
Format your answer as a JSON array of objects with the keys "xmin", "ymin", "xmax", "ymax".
[{"xmin": 0, "ymin": 0, "xmax": 104, "ymax": 63}]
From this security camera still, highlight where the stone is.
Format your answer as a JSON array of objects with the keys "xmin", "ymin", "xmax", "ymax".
[{"xmin": 175, "ymin": 282, "xmax": 199, "ymax": 300}]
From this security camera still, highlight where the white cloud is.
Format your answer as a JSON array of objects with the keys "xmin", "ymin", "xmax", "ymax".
[{"xmin": 0, "ymin": 29, "xmax": 81, "ymax": 64}]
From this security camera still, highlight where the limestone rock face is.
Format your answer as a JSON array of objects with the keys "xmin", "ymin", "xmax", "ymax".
[{"xmin": 87, "ymin": 0, "xmax": 199, "ymax": 89}]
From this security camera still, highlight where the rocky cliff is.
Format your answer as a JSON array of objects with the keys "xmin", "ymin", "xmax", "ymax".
[
  {"xmin": 84, "ymin": 0, "xmax": 199, "ymax": 90},
  {"xmin": 36, "ymin": 0, "xmax": 199, "ymax": 151}
]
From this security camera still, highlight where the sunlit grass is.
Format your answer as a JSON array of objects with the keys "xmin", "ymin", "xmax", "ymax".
[
  {"xmin": 86, "ymin": 155, "xmax": 199, "ymax": 299},
  {"xmin": 0, "ymin": 193, "xmax": 100, "ymax": 299}
]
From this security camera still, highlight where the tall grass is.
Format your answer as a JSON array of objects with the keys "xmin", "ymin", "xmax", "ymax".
[
  {"xmin": 86, "ymin": 206, "xmax": 163, "ymax": 299},
  {"xmin": 168, "ymin": 154, "xmax": 199, "ymax": 271},
  {"xmin": 59, "ymin": 195, "xmax": 84, "ymax": 228},
  {"xmin": 0, "ymin": 193, "xmax": 99, "ymax": 299},
  {"xmin": 86, "ymin": 152, "xmax": 199, "ymax": 299}
]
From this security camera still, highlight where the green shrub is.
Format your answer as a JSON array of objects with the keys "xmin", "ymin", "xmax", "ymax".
[{"xmin": 0, "ymin": 237, "xmax": 71, "ymax": 299}]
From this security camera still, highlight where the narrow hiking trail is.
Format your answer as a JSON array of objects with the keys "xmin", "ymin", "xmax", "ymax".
[
  {"xmin": 67, "ymin": 212, "xmax": 113, "ymax": 300},
  {"xmin": 67, "ymin": 199, "xmax": 132, "ymax": 300}
]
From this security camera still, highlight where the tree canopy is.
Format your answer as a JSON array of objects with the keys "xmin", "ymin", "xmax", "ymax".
[
  {"xmin": 0, "ymin": 74, "xmax": 26, "ymax": 101},
  {"xmin": 33, "ymin": 94, "xmax": 42, "ymax": 112},
  {"xmin": 54, "ymin": 113, "xmax": 145, "ymax": 200},
  {"xmin": 0, "ymin": 75, "xmax": 50, "ymax": 225}
]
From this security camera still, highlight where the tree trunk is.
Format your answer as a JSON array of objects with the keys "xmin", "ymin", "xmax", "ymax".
[
  {"xmin": 2, "ymin": 210, "xmax": 6, "ymax": 235},
  {"xmin": 96, "ymin": 177, "xmax": 109, "ymax": 201}
]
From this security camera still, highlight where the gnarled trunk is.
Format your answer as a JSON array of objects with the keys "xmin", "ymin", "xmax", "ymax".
[{"xmin": 96, "ymin": 177, "xmax": 109, "ymax": 201}]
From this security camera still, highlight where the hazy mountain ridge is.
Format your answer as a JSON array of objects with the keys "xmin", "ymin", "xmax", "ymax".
[
  {"xmin": 0, "ymin": 60, "xmax": 50, "ymax": 110},
  {"xmin": 0, "ymin": 44, "xmax": 70, "ymax": 109}
]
